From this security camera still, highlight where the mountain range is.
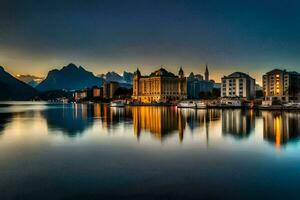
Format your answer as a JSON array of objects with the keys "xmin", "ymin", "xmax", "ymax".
[
  {"xmin": 36, "ymin": 63, "xmax": 104, "ymax": 91},
  {"xmin": 0, "ymin": 66, "xmax": 37, "ymax": 100},
  {"xmin": 98, "ymin": 71, "xmax": 133, "ymax": 84},
  {"xmin": 0, "ymin": 63, "xmax": 134, "ymax": 100}
]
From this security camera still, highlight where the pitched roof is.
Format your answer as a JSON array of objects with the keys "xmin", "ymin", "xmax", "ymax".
[
  {"xmin": 226, "ymin": 72, "xmax": 252, "ymax": 78},
  {"xmin": 149, "ymin": 68, "xmax": 176, "ymax": 77}
]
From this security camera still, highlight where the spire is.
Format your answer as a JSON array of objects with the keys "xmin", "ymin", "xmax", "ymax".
[
  {"xmin": 205, "ymin": 64, "xmax": 209, "ymax": 81},
  {"xmin": 134, "ymin": 68, "xmax": 141, "ymax": 77},
  {"xmin": 179, "ymin": 66, "xmax": 184, "ymax": 78}
]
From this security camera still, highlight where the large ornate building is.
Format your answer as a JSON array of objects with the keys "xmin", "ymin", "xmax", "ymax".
[{"xmin": 132, "ymin": 67, "xmax": 187, "ymax": 103}]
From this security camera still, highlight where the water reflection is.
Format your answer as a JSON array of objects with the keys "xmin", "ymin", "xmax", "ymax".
[
  {"xmin": 96, "ymin": 105, "xmax": 132, "ymax": 129},
  {"xmin": 222, "ymin": 109, "xmax": 255, "ymax": 139},
  {"xmin": 0, "ymin": 103, "xmax": 300, "ymax": 148},
  {"xmin": 1, "ymin": 103, "xmax": 300, "ymax": 199},
  {"xmin": 132, "ymin": 107, "xmax": 185, "ymax": 141},
  {"xmin": 0, "ymin": 113, "xmax": 12, "ymax": 135},
  {"xmin": 262, "ymin": 111, "xmax": 300, "ymax": 147},
  {"xmin": 180, "ymin": 109, "xmax": 220, "ymax": 131},
  {"xmin": 41, "ymin": 104, "xmax": 94, "ymax": 137}
]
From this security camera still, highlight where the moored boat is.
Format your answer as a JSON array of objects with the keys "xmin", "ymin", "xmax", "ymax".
[
  {"xmin": 195, "ymin": 101, "xmax": 207, "ymax": 109},
  {"xmin": 220, "ymin": 99, "xmax": 242, "ymax": 107},
  {"xmin": 110, "ymin": 100, "xmax": 125, "ymax": 107},
  {"xmin": 177, "ymin": 101, "xmax": 196, "ymax": 108},
  {"xmin": 283, "ymin": 102, "xmax": 300, "ymax": 109}
]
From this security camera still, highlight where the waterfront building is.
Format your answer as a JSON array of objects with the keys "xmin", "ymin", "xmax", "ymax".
[
  {"xmin": 262, "ymin": 69, "xmax": 300, "ymax": 103},
  {"xmin": 193, "ymin": 73, "xmax": 204, "ymax": 80},
  {"xmin": 187, "ymin": 67, "xmax": 214, "ymax": 99},
  {"xmin": 103, "ymin": 81, "xmax": 119, "ymax": 99},
  {"xmin": 92, "ymin": 86, "xmax": 103, "ymax": 98},
  {"xmin": 187, "ymin": 78, "xmax": 214, "ymax": 99},
  {"xmin": 221, "ymin": 72, "xmax": 256, "ymax": 100},
  {"xmin": 132, "ymin": 67, "xmax": 187, "ymax": 103},
  {"xmin": 213, "ymin": 82, "xmax": 221, "ymax": 89},
  {"xmin": 74, "ymin": 89, "xmax": 88, "ymax": 101}
]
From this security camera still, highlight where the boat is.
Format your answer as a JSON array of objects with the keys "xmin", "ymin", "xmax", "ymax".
[
  {"xmin": 220, "ymin": 99, "xmax": 242, "ymax": 107},
  {"xmin": 110, "ymin": 100, "xmax": 125, "ymax": 107},
  {"xmin": 195, "ymin": 101, "xmax": 207, "ymax": 109},
  {"xmin": 260, "ymin": 100, "xmax": 272, "ymax": 108},
  {"xmin": 259, "ymin": 104, "xmax": 270, "ymax": 108},
  {"xmin": 283, "ymin": 102, "xmax": 300, "ymax": 109},
  {"xmin": 177, "ymin": 101, "xmax": 196, "ymax": 108}
]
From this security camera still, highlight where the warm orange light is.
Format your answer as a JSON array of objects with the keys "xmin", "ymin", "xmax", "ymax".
[{"xmin": 274, "ymin": 116, "xmax": 281, "ymax": 148}]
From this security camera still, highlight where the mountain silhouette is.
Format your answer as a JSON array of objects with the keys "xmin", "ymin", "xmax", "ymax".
[
  {"xmin": 105, "ymin": 71, "xmax": 123, "ymax": 82},
  {"xmin": 0, "ymin": 66, "xmax": 37, "ymax": 100},
  {"xmin": 123, "ymin": 71, "xmax": 133, "ymax": 84},
  {"xmin": 36, "ymin": 63, "xmax": 103, "ymax": 91},
  {"xmin": 98, "ymin": 71, "xmax": 134, "ymax": 85}
]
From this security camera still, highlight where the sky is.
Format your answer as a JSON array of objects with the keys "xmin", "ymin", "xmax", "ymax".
[{"xmin": 1, "ymin": 0, "xmax": 300, "ymax": 83}]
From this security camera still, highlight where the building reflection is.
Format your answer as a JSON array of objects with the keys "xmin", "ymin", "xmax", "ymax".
[
  {"xmin": 132, "ymin": 107, "xmax": 185, "ymax": 141},
  {"xmin": 132, "ymin": 107, "xmax": 221, "ymax": 142},
  {"xmin": 182, "ymin": 109, "xmax": 199, "ymax": 131},
  {"xmin": 222, "ymin": 109, "xmax": 255, "ymax": 139},
  {"xmin": 262, "ymin": 111, "xmax": 300, "ymax": 147},
  {"xmin": 179, "ymin": 109, "xmax": 221, "ymax": 130},
  {"xmin": 204, "ymin": 109, "xmax": 221, "ymax": 143},
  {"xmin": 41, "ymin": 104, "xmax": 94, "ymax": 137},
  {"xmin": 3, "ymin": 103, "xmax": 300, "ymax": 148},
  {"xmin": 95, "ymin": 104, "xmax": 132, "ymax": 129}
]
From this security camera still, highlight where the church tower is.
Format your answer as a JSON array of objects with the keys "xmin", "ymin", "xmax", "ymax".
[
  {"xmin": 178, "ymin": 67, "xmax": 187, "ymax": 100},
  {"xmin": 178, "ymin": 66, "xmax": 184, "ymax": 78},
  {"xmin": 132, "ymin": 68, "xmax": 141, "ymax": 99},
  {"xmin": 205, "ymin": 64, "xmax": 209, "ymax": 81}
]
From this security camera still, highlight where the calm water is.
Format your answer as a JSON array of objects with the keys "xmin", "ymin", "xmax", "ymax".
[{"xmin": 0, "ymin": 102, "xmax": 300, "ymax": 199}]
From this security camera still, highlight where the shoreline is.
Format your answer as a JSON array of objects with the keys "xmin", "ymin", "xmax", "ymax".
[{"xmin": 74, "ymin": 101, "xmax": 300, "ymax": 110}]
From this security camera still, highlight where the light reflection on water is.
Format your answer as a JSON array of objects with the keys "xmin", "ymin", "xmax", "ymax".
[{"xmin": 0, "ymin": 103, "xmax": 300, "ymax": 199}]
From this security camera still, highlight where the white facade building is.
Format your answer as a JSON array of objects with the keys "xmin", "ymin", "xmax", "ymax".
[{"xmin": 221, "ymin": 72, "xmax": 255, "ymax": 100}]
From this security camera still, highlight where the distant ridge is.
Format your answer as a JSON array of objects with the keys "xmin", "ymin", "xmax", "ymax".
[
  {"xmin": 0, "ymin": 66, "xmax": 37, "ymax": 100},
  {"xmin": 98, "ymin": 71, "xmax": 134, "ymax": 85},
  {"xmin": 36, "ymin": 63, "xmax": 103, "ymax": 91}
]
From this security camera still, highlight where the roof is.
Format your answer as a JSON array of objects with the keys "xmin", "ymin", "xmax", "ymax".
[
  {"xmin": 224, "ymin": 72, "xmax": 253, "ymax": 79},
  {"xmin": 265, "ymin": 69, "xmax": 286, "ymax": 75},
  {"xmin": 149, "ymin": 68, "xmax": 176, "ymax": 77},
  {"xmin": 265, "ymin": 69, "xmax": 300, "ymax": 76}
]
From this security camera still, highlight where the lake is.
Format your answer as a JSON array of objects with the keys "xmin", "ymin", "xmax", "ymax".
[{"xmin": 0, "ymin": 102, "xmax": 300, "ymax": 199}]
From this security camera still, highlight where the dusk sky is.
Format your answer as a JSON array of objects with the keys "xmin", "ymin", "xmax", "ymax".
[{"xmin": 1, "ymin": 0, "xmax": 300, "ymax": 83}]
